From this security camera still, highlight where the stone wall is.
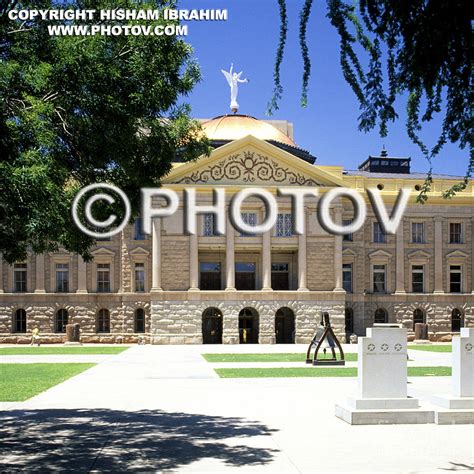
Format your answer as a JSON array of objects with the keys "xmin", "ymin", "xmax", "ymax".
[{"xmin": 161, "ymin": 236, "xmax": 190, "ymax": 290}]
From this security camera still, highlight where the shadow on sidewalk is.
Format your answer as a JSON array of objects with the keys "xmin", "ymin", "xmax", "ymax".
[{"xmin": 0, "ymin": 408, "xmax": 278, "ymax": 471}]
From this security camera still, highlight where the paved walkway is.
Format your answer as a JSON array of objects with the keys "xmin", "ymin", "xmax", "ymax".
[{"xmin": 0, "ymin": 345, "xmax": 472, "ymax": 472}]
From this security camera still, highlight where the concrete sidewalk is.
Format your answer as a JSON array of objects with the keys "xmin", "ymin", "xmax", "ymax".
[{"xmin": 0, "ymin": 345, "xmax": 471, "ymax": 473}]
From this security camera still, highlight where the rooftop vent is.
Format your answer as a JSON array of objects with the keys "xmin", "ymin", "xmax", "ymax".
[{"xmin": 358, "ymin": 147, "xmax": 411, "ymax": 174}]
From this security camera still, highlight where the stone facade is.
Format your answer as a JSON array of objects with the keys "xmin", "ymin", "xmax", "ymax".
[{"xmin": 0, "ymin": 133, "xmax": 473, "ymax": 344}]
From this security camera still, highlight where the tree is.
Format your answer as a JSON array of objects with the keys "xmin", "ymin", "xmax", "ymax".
[
  {"xmin": 0, "ymin": 0, "xmax": 209, "ymax": 264},
  {"xmin": 269, "ymin": 0, "xmax": 472, "ymax": 201}
]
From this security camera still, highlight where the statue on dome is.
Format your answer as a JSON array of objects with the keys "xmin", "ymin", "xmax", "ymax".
[{"xmin": 221, "ymin": 63, "xmax": 249, "ymax": 114}]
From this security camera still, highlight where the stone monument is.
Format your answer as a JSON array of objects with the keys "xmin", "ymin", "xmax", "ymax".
[
  {"xmin": 431, "ymin": 327, "xmax": 474, "ymax": 424},
  {"xmin": 64, "ymin": 323, "xmax": 81, "ymax": 345},
  {"xmin": 335, "ymin": 325, "xmax": 434, "ymax": 424}
]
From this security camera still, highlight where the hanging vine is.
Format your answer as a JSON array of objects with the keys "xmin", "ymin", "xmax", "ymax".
[{"xmin": 268, "ymin": 0, "xmax": 473, "ymax": 201}]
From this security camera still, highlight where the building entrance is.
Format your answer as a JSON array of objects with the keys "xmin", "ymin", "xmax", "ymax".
[
  {"xmin": 239, "ymin": 307, "xmax": 259, "ymax": 343},
  {"xmin": 202, "ymin": 307, "xmax": 223, "ymax": 344}
]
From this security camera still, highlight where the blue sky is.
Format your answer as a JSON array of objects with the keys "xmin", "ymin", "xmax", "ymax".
[{"xmin": 180, "ymin": 0, "xmax": 468, "ymax": 176}]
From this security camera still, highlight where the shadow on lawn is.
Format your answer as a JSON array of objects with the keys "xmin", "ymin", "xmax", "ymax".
[{"xmin": 0, "ymin": 409, "xmax": 278, "ymax": 471}]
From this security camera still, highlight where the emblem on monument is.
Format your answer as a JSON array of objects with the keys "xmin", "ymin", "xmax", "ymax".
[
  {"xmin": 368, "ymin": 343, "xmax": 375, "ymax": 352},
  {"xmin": 381, "ymin": 343, "xmax": 389, "ymax": 352},
  {"xmin": 394, "ymin": 343, "xmax": 402, "ymax": 352},
  {"xmin": 221, "ymin": 63, "xmax": 249, "ymax": 113},
  {"xmin": 465, "ymin": 343, "xmax": 473, "ymax": 352}
]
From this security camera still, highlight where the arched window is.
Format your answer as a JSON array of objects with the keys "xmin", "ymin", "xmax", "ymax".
[
  {"xmin": 55, "ymin": 309, "xmax": 69, "ymax": 333},
  {"xmin": 275, "ymin": 307, "xmax": 295, "ymax": 344},
  {"xmin": 345, "ymin": 308, "xmax": 354, "ymax": 334},
  {"xmin": 202, "ymin": 307, "xmax": 223, "ymax": 344},
  {"xmin": 238, "ymin": 307, "xmax": 259, "ymax": 344},
  {"xmin": 135, "ymin": 308, "xmax": 145, "ymax": 333},
  {"xmin": 97, "ymin": 309, "xmax": 110, "ymax": 333},
  {"xmin": 374, "ymin": 308, "xmax": 388, "ymax": 324},
  {"xmin": 413, "ymin": 308, "xmax": 425, "ymax": 329},
  {"xmin": 451, "ymin": 308, "xmax": 463, "ymax": 332},
  {"xmin": 13, "ymin": 308, "xmax": 27, "ymax": 333}
]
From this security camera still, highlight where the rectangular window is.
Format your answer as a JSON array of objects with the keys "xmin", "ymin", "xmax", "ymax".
[
  {"xmin": 199, "ymin": 262, "xmax": 222, "ymax": 290},
  {"xmin": 373, "ymin": 264, "xmax": 386, "ymax": 293},
  {"xmin": 411, "ymin": 222, "xmax": 425, "ymax": 244},
  {"xmin": 235, "ymin": 262, "xmax": 256, "ymax": 290},
  {"xmin": 411, "ymin": 265, "xmax": 424, "ymax": 293},
  {"xmin": 343, "ymin": 263, "xmax": 353, "ymax": 293},
  {"xmin": 449, "ymin": 223, "xmax": 463, "ymax": 244},
  {"xmin": 449, "ymin": 265, "xmax": 462, "ymax": 293},
  {"xmin": 343, "ymin": 219, "xmax": 353, "ymax": 242},
  {"xmin": 13, "ymin": 263, "xmax": 27, "ymax": 293},
  {"xmin": 203, "ymin": 213, "xmax": 217, "ymax": 236},
  {"xmin": 240, "ymin": 212, "xmax": 257, "ymax": 237},
  {"xmin": 56, "ymin": 263, "xmax": 69, "ymax": 293},
  {"xmin": 97, "ymin": 263, "xmax": 110, "ymax": 293},
  {"xmin": 271, "ymin": 263, "xmax": 289, "ymax": 290},
  {"xmin": 275, "ymin": 213, "xmax": 293, "ymax": 237},
  {"xmin": 373, "ymin": 222, "xmax": 387, "ymax": 243},
  {"xmin": 134, "ymin": 218, "xmax": 146, "ymax": 240},
  {"xmin": 135, "ymin": 263, "xmax": 145, "ymax": 292}
]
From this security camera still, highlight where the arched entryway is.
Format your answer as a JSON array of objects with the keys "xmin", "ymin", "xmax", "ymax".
[
  {"xmin": 451, "ymin": 308, "xmax": 463, "ymax": 332},
  {"xmin": 275, "ymin": 307, "xmax": 295, "ymax": 344},
  {"xmin": 239, "ymin": 307, "xmax": 259, "ymax": 344},
  {"xmin": 374, "ymin": 308, "xmax": 388, "ymax": 324},
  {"xmin": 345, "ymin": 308, "xmax": 354, "ymax": 336},
  {"xmin": 413, "ymin": 308, "xmax": 426, "ymax": 329},
  {"xmin": 202, "ymin": 307, "xmax": 223, "ymax": 344}
]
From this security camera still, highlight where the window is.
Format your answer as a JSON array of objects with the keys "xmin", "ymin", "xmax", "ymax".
[
  {"xmin": 449, "ymin": 223, "xmax": 462, "ymax": 244},
  {"xmin": 449, "ymin": 265, "xmax": 462, "ymax": 293},
  {"xmin": 135, "ymin": 263, "xmax": 145, "ymax": 292},
  {"xmin": 373, "ymin": 264, "xmax": 386, "ymax": 293},
  {"xmin": 199, "ymin": 262, "xmax": 222, "ymax": 290},
  {"xmin": 345, "ymin": 308, "xmax": 354, "ymax": 334},
  {"xmin": 13, "ymin": 263, "xmax": 27, "ymax": 292},
  {"xmin": 134, "ymin": 218, "xmax": 146, "ymax": 240},
  {"xmin": 374, "ymin": 308, "xmax": 387, "ymax": 324},
  {"xmin": 271, "ymin": 263, "xmax": 289, "ymax": 290},
  {"xmin": 97, "ymin": 309, "xmax": 110, "ymax": 333},
  {"xmin": 97, "ymin": 263, "xmax": 111, "ymax": 292},
  {"xmin": 451, "ymin": 308, "xmax": 463, "ymax": 332},
  {"xmin": 275, "ymin": 213, "xmax": 293, "ymax": 237},
  {"xmin": 235, "ymin": 262, "xmax": 256, "ymax": 290},
  {"xmin": 135, "ymin": 308, "xmax": 145, "ymax": 333},
  {"xmin": 55, "ymin": 309, "xmax": 68, "ymax": 333},
  {"xmin": 411, "ymin": 222, "xmax": 424, "ymax": 244},
  {"xmin": 342, "ymin": 263, "xmax": 353, "ymax": 293},
  {"xmin": 413, "ymin": 308, "xmax": 425, "ymax": 329},
  {"xmin": 343, "ymin": 219, "xmax": 353, "ymax": 241},
  {"xmin": 13, "ymin": 309, "xmax": 27, "ymax": 333},
  {"xmin": 56, "ymin": 263, "xmax": 69, "ymax": 293},
  {"xmin": 411, "ymin": 265, "xmax": 424, "ymax": 293},
  {"xmin": 240, "ymin": 212, "xmax": 257, "ymax": 236},
  {"xmin": 373, "ymin": 222, "xmax": 387, "ymax": 243},
  {"xmin": 203, "ymin": 213, "xmax": 217, "ymax": 236}
]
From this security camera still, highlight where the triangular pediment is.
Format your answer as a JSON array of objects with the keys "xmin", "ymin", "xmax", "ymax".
[
  {"xmin": 163, "ymin": 135, "xmax": 344, "ymax": 187},
  {"xmin": 91, "ymin": 247, "xmax": 115, "ymax": 257},
  {"xmin": 446, "ymin": 250, "xmax": 469, "ymax": 260},
  {"xmin": 408, "ymin": 250, "xmax": 431, "ymax": 261},
  {"xmin": 368, "ymin": 249, "xmax": 392, "ymax": 261},
  {"xmin": 130, "ymin": 246, "xmax": 150, "ymax": 257}
]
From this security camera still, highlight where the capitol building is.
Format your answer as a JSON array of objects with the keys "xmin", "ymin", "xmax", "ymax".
[{"xmin": 1, "ymin": 114, "xmax": 473, "ymax": 344}]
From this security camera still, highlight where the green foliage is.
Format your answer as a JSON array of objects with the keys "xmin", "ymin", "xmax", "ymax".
[
  {"xmin": 0, "ymin": 346, "xmax": 130, "ymax": 355},
  {"xmin": 0, "ymin": 363, "xmax": 95, "ymax": 401},
  {"xmin": 269, "ymin": 0, "xmax": 473, "ymax": 199},
  {"xmin": 0, "ymin": 0, "xmax": 209, "ymax": 263},
  {"xmin": 202, "ymin": 352, "xmax": 357, "ymax": 362}
]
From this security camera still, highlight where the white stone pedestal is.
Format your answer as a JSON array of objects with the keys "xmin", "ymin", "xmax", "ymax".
[
  {"xmin": 335, "ymin": 326, "xmax": 434, "ymax": 425},
  {"xmin": 432, "ymin": 328, "xmax": 474, "ymax": 424}
]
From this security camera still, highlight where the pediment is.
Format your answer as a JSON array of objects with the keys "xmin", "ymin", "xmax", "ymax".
[
  {"xmin": 91, "ymin": 247, "xmax": 115, "ymax": 257},
  {"xmin": 342, "ymin": 248, "xmax": 357, "ymax": 257},
  {"xmin": 408, "ymin": 250, "xmax": 431, "ymax": 261},
  {"xmin": 368, "ymin": 250, "xmax": 392, "ymax": 261},
  {"xmin": 130, "ymin": 246, "xmax": 150, "ymax": 257},
  {"xmin": 163, "ymin": 135, "xmax": 344, "ymax": 187},
  {"xmin": 446, "ymin": 250, "xmax": 469, "ymax": 260}
]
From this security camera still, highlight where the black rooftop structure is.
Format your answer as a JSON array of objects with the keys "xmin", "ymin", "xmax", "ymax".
[{"xmin": 358, "ymin": 147, "xmax": 411, "ymax": 174}]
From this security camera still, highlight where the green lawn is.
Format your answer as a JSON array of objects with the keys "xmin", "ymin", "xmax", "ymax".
[
  {"xmin": 215, "ymin": 366, "xmax": 451, "ymax": 378},
  {"xmin": 408, "ymin": 345, "xmax": 452, "ymax": 352},
  {"xmin": 0, "ymin": 363, "xmax": 95, "ymax": 401},
  {"xmin": 203, "ymin": 352, "xmax": 357, "ymax": 363},
  {"xmin": 0, "ymin": 346, "xmax": 130, "ymax": 356}
]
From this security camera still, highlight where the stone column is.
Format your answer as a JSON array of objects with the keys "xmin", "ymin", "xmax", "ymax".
[
  {"xmin": 77, "ymin": 256, "xmax": 88, "ymax": 293},
  {"xmin": 0, "ymin": 252, "xmax": 3, "ymax": 293},
  {"xmin": 395, "ymin": 219, "xmax": 406, "ymax": 294},
  {"xmin": 298, "ymin": 232, "xmax": 308, "ymax": 291},
  {"xmin": 189, "ymin": 232, "xmax": 199, "ymax": 291},
  {"xmin": 333, "ymin": 207, "xmax": 344, "ymax": 292},
  {"xmin": 262, "ymin": 229, "xmax": 272, "ymax": 291},
  {"xmin": 434, "ymin": 217, "xmax": 444, "ymax": 293},
  {"xmin": 225, "ymin": 214, "xmax": 236, "ymax": 291},
  {"xmin": 35, "ymin": 254, "xmax": 46, "ymax": 293},
  {"xmin": 151, "ymin": 218, "xmax": 162, "ymax": 291}
]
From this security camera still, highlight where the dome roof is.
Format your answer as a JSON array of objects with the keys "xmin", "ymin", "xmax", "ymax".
[{"xmin": 201, "ymin": 114, "xmax": 296, "ymax": 147}]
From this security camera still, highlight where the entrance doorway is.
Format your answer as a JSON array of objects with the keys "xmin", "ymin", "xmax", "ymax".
[
  {"xmin": 275, "ymin": 307, "xmax": 295, "ymax": 343},
  {"xmin": 202, "ymin": 307, "xmax": 223, "ymax": 344},
  {"xmin": 239, "ymin": 307, "xmax": 259, "ymax": 344}
]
